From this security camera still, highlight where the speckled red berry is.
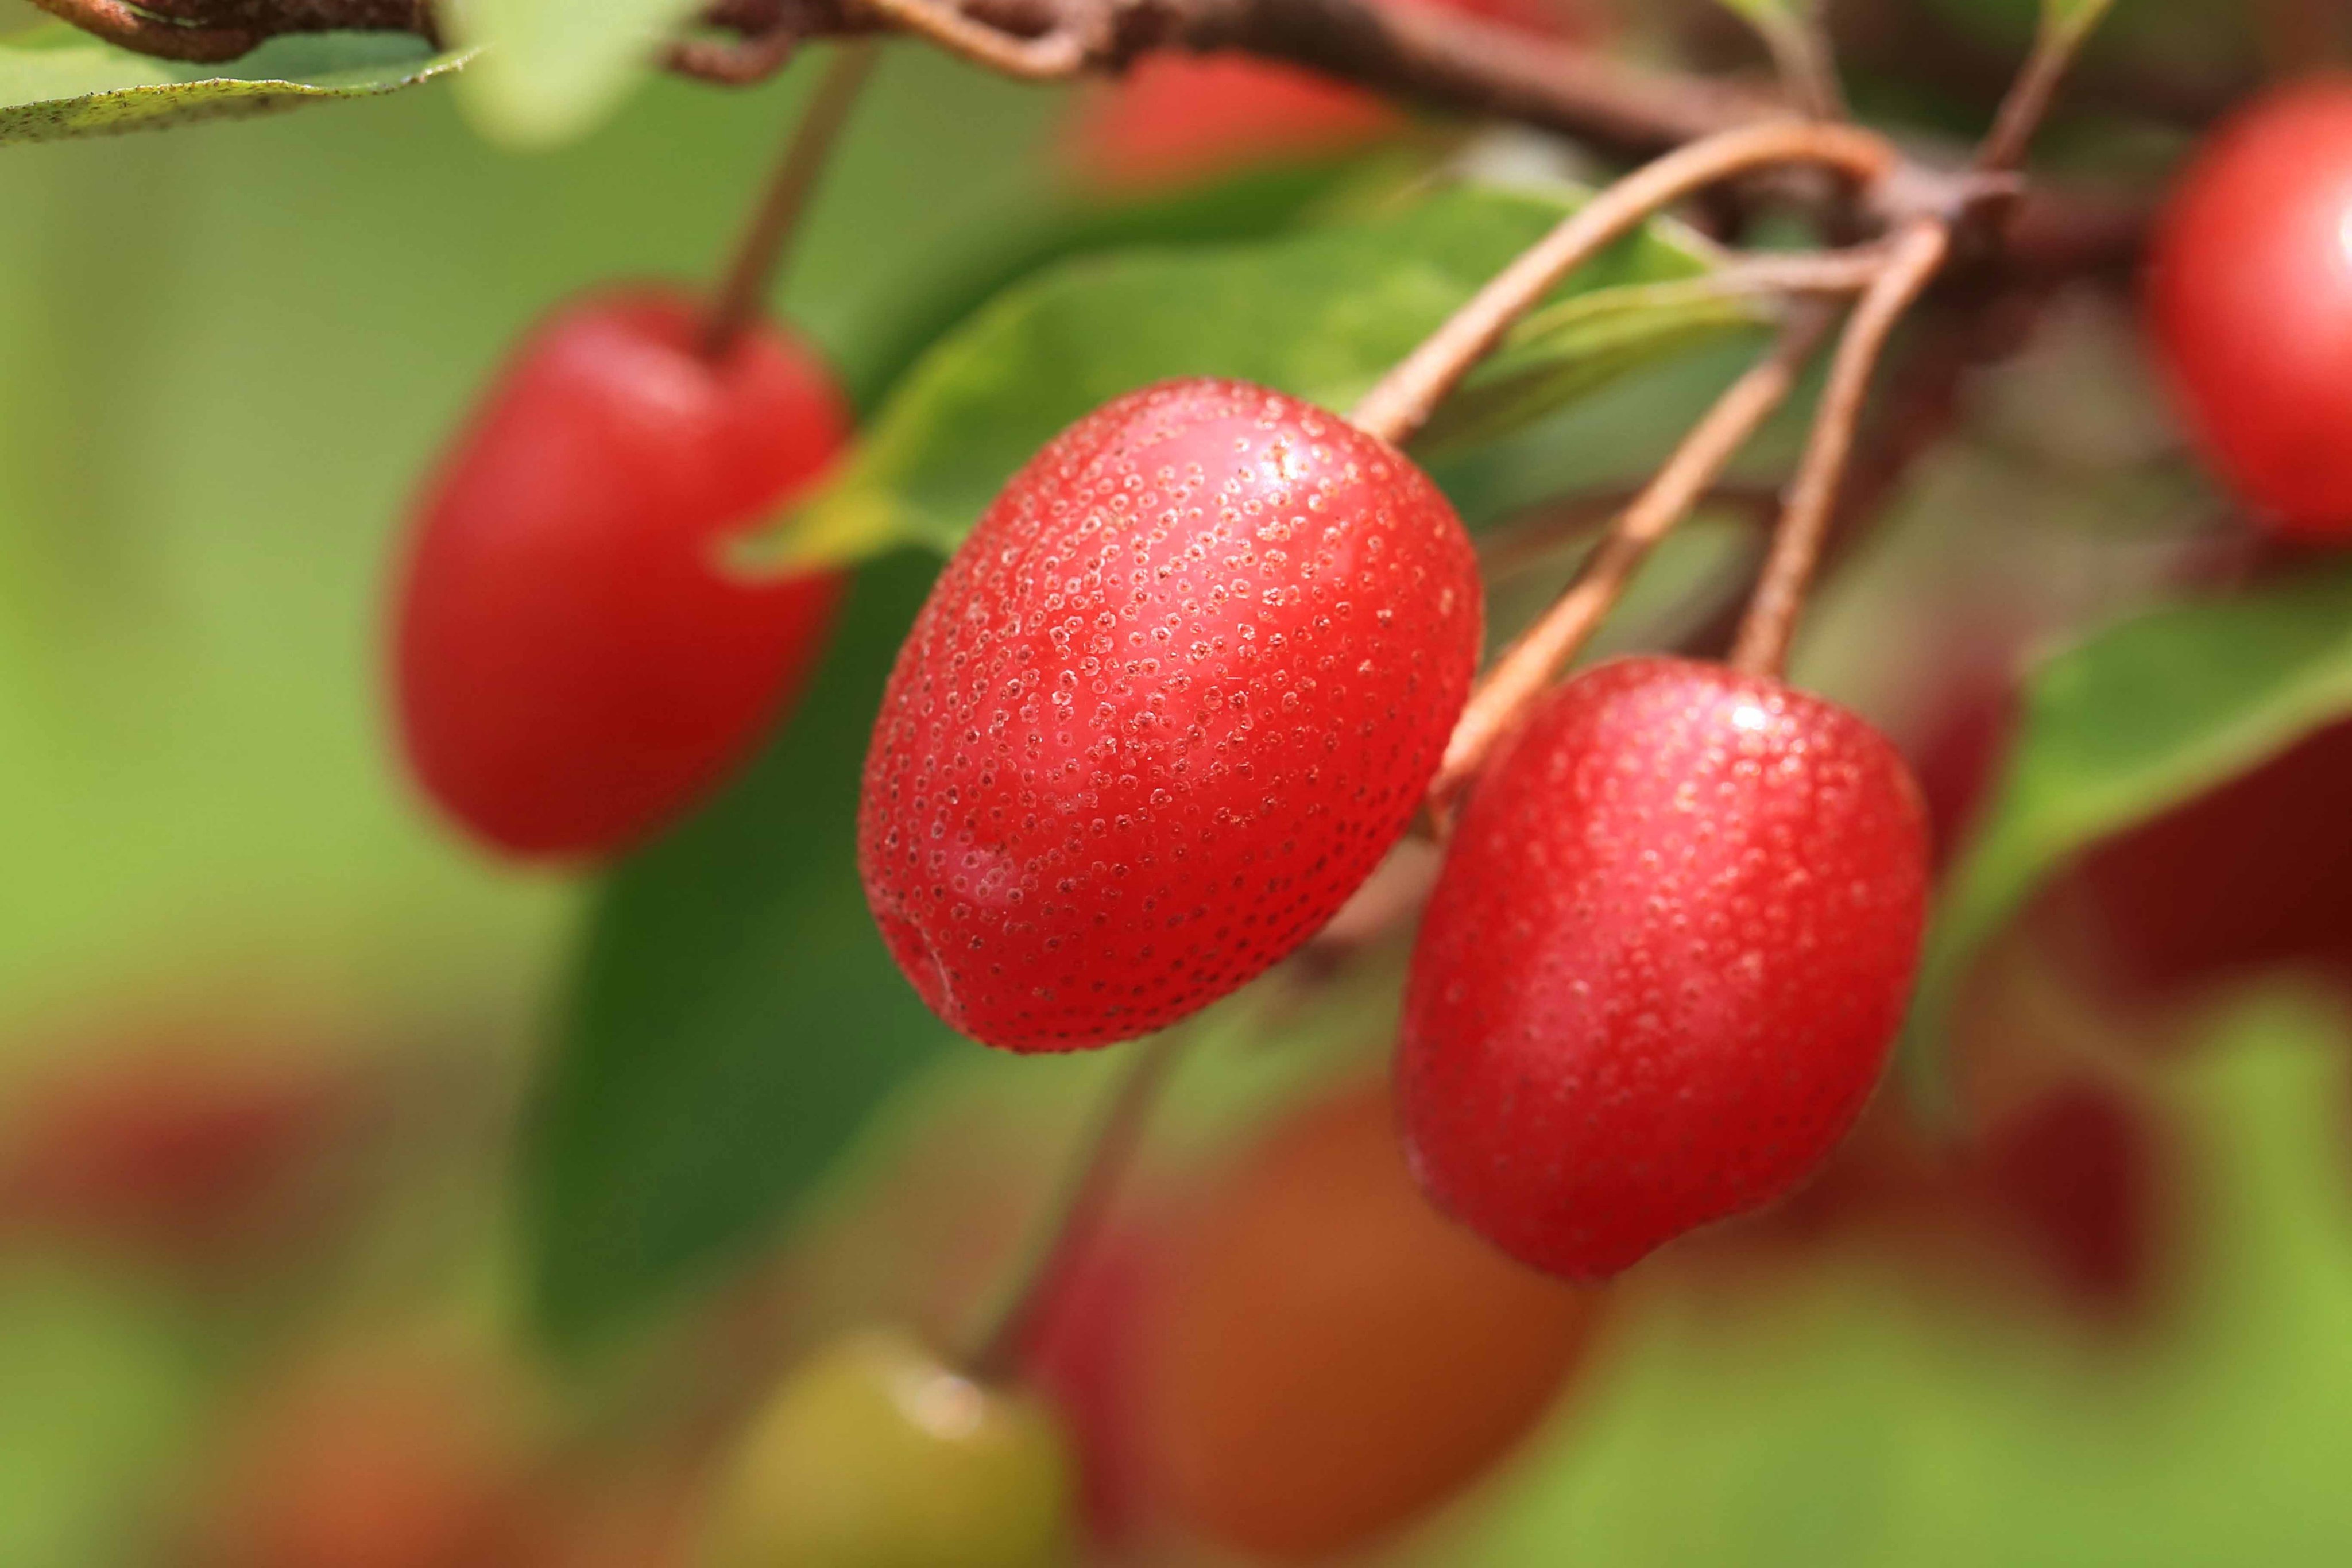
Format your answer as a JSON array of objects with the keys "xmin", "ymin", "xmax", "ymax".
[
  {"xmin": 394, "ymin": 288, "xmax": 850, "ymax": 860},
  {"xmin": 858, "ymin": 378, "xmax": 1480, "ymax": 1052},
  {"xmin": 1398, "ymin": 656, "xmax": 1931, "ymax": 1280},
  {"xmin": 2146, "ymin": 75, "xmax": 2352, "ymax": 541}
]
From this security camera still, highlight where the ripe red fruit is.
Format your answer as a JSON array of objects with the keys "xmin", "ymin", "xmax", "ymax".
[
  {"xmin": 394, "ymin": 289, "xmax": 850, "ymax": 860},
  {"xmin": 1399, "ymin": 656, "xmax": 1931, "ymax": 1280},
  {"xmin": 859, "ymin": 377, "xmax": 1480, "ymax": 1051},
  {"xmin": 1137, "ymin": 1083, "xmax": 1599, "ymax": 1561},
  {"xmin": 2146, "ymin": 75, "xmax": 2352, "ymax": 541}
]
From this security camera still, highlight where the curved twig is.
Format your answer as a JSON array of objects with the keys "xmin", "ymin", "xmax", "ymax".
[
  {"xmin": 1731, "ymin": 218, "xmax": 1952, "ymax": 677},
  {"xmin": 1347, "ymin": 119, "xmax": 1897, "ymax": 447},
  {"xmin": 1428, "ymin": 303, "xmax": 1839, "ymax": 823},
  {"xmin": 702, "ymin": 40, "xmax": 880, "ymax": 355},
  {"xmin": 860, "ymin": 0, "xmax": 1084, "ymax": 78}
]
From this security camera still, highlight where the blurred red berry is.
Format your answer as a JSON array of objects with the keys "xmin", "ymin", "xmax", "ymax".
[
  {"xmin": 1063, "ymin": 0, "xmax": 1588, "ymax": 191},
  {"xmin": 0, "ymin": 1050, "xmax": 349, "ymax": 1263},
  {"xmin": 395, "ymin": 288, "xmax": 849, "ymax": 860},
  {"xmin": 2146, "ymin": 75, "xmax": 2352, "ymax": 541},
  {"xmin": 1019, "ymin": 1233, "xmax": 1155, "ymax": 1547},
  {"xmin": 1975, "ymin": 1079, "xmax": 2168, "ymax": 1326}
]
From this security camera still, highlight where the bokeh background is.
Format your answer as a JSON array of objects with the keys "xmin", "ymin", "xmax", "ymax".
[{"xmin": 6, "ymin": 0, "xmax": 2352, "ymax": 1563}]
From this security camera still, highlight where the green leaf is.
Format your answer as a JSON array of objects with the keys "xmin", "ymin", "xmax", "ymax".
[
  {"xmin": 523, "ymin": 551, "xmax": 960, "ymax": 1348},
  {"xmin": 0, "ymin": 25, "xmax": 467, "ymax": 144},
  {"xmin": 450, "ymin": 0, "xmax": 698, "ymax": 148},
  {"xmin": 1418, "ymin": 276, "xmax": 1770, "ymax": 454},
  {"xmin": 1903, "ymin": 567, "xmax": 2352, "ymax": 1105},
  {"xmin": 841, "ymin": 157, "xmax": 1382, "ymax": 412},
  {"xmin": 763, "ymin": 183, "xmax": 1727, "ymax": 568}
]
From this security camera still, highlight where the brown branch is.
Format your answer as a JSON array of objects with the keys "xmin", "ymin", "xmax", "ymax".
[
  {"xmin": 667, "ymin": 29, "xmax": 802, "ymax": 83},
  {"xmin": 29, "ymin": 0, "xmax": 432, "ymax": 57},
  {"xmin": 1427, "ymin": 304, "xmax": 1838, "ymax": 823},
  {"xmin": 865, "ymin": 0, "xmax": 1086, "ymax": 76},
  {"xmin": 1348, "ymin": 119, "xmax": 1897, "ymax": 446},
  {"xmin": 1730, "ymin": 216, "xmax": 1951, "ymax": 677},
  {"xmin": 702, "ymin": 41, "xmax": 880, "ymax": 356},
  {"xmin": 28, "ymin": 0, "xmax": 260, "ymax": 59},
  {"xmin": 1975, "ymin": 6, "xmax": 2116, "ymax": 175}
]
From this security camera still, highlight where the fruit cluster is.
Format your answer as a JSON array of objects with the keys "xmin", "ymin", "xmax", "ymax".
[{"xmin": 369, "ymin": 39, "xmax": 2352, "ymax": 1567}]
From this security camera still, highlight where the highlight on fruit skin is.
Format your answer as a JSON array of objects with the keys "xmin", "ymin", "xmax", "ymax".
[
  {"xmin": 858, "ymin": 377, "xmax": 1481, "ymax": 1052},
  {"xmin": 2145, "ymin": 74, "xmax": 2352, "ymax": 542},
  {"xmin": 695, "ymin": 1326, "xmax": 1075, "ymax": 1568},
  {"xmin": 394, "ymin": 287, "xmax": 850, "ymax": 862},
  {"xmin": 1399, "ymin": 655, "xmax": 1932, "ymax": 1281},
  {"xmin": 1134, "ymin": 1081, "xmax": 1602, "ymax": 1561}
]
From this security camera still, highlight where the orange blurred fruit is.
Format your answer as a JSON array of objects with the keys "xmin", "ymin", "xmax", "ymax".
[
  {"xmin": 188, "ymin": 1352, "xmax": 555, "ymax": 1568},
  {"xmin": 1136, "ymin": 1081, "xmax": 1602, "ymax": 1560}
]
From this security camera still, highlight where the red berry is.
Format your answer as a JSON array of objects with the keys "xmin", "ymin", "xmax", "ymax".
[
  {"xmin": 394, "ymin": 289, "xmax": 850, "ymax": 860},
  {"xmin": 1399, "ymin": 656, "xmax": 1931, "ymax": 1280},
  {"xmin": 2146, "ymin": 75, "xmax": 2352, "ymax": 541},
  {"xmin": 0, "ymin": 1048, "xmax": 349, "ymax": 1262},
  {"xmin": 859, "ymin": 378, "xmax": 1480, "ymax": 1051}
]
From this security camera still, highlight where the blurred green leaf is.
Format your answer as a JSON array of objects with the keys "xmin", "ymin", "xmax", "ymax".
[
  {"xmin": 842, "ymin": 157, "xmax": 1382, "ymax": 411},
  {"xmin": 761, "ymin": 183, "xmax": 1726, "ymax": 567},
  {"xmin": 1420, "ymin": 276, "xmax": 1769, "ymax": 454},
  {"xmin": 524, "ymin": 551, "xmax": 960, "ymax": 1348},
  {"xmin": 1904, "ymin": 567, "xmax": 2352, "ymax": 1104},
  {"xmin": 451, "ymin": 0, "xmax": 698, "ymax": 147},
  {"xmin": 0, "ymin": 25, "xmax": 466, "ymax": 144}
]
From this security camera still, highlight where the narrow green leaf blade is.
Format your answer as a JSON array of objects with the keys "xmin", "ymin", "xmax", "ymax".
[
  {"xmin": 450, "ymin": 0, "xmax": 699, "ymax": 148},
  {"xmin": 0, "ymin": 25, "xmax": 466, "ymax": 144},
  {"xmin": 766, "ymin": 183, "xmax": 1726, "ymax": 568},
  {"xmin": 523, "ymin": 551, "xmax": 959, "ymax": 1348},
  {"xmin": 1904, "ymin": 567, "xmax": 2352, "ymax": 1103}
]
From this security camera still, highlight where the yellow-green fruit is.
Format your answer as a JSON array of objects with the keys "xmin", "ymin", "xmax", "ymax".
[{"xmin": 699, "ymin": 1327, "xmax": 1075, "ymax": 1568}]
